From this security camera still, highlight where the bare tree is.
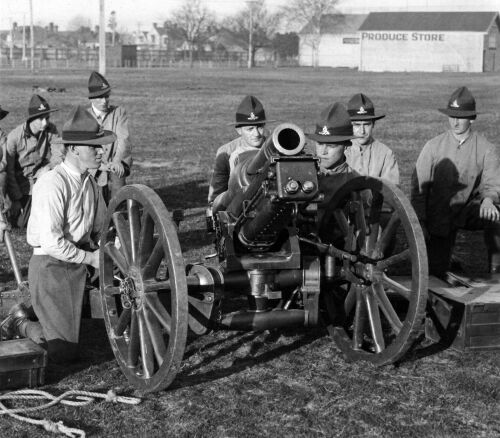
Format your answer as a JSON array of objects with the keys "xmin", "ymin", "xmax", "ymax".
[
  {"xmin": 283, "ymin": 0, "xmax": 340, "ymax": 67},
  {"xmin": 67, "ymin": 15, "xmax": 92, "ymax": 31},
  {"xmin": 171, "ymin": 0, "xmax": 215, "ymax": 67},
  {"xmin": 224, "ymin": 0, "xmax": 281, "ymax": 67}
]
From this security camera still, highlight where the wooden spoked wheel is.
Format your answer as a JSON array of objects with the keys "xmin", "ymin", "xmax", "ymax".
[
  {"xmin": 99, "ymin": 184, "xmax": 188, "ymax": 392},
  {"xmin": 319, "ymin": 176, "xmax": 428, "ymax": 365}
]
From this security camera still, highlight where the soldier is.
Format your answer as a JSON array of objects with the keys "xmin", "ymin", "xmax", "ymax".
[
  {"xmin": 3, "ymin": 106, "xmax": 112, "ymax": 363},
  {"xmin": 208, "ymin": 95, "xmax": 272, "ymax": 205},
  {"xmin": 6, "ymin": 95, "xmax": 59, "ymax": 228},
  {"xmin": 87, "ymin": 71, "xmax": 132, "ymax": 203},
  {"xmin": 411, "ymin": 86, "xmax": 500, "ymax": 277},
  {"xmin": 306, "ymin": 102, "xmax": 359, "ymax": 212},
  {"xmin": 345, "ymin": 93, "xmax": 399, "ymax": 185}
]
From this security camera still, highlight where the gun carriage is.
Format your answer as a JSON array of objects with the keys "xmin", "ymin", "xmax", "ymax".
[{"xmin": 98, "ymin": 123, "xmax": 428, "ymax": 392}]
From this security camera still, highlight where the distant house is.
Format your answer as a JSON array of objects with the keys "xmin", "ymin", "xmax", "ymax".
[
  {"xmin": 299, "ymin": 14, "xmax": 367, "ymax": 68},
  {"xmin": 359, "ymin": 11, "xmax": 500, "ymax": 72},
  {"xmin": 209, "ymin": 28, "xmax": 247, "ymax": 61}
]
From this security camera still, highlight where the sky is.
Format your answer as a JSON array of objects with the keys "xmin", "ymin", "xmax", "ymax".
[{"xmin": 1, "ymin": 0, "xmax": 499, "ymax": 32}]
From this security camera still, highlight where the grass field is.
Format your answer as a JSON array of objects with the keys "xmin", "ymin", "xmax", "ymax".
[{"xmin": 0, "ymin": 67, "xmax": 499, "ymax": 437}]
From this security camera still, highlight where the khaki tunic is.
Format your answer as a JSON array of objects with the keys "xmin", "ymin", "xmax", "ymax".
[
  {"xmin": 411, "ymin": 130, "xmax": 500, "ymax": 237},
  {"xmin": 6, "ymin": 122, "xmax": 58, "ymax": 200},
  {"xmin": 345, "ymin": 139, "xmax": 399, "ymax": 185}
]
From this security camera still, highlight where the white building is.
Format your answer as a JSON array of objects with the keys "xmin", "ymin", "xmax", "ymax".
[
  {"xmin": 299, "ymin": 14, "xmax": 367, "ymax": 68},
  {"xmin": 359, "ymin": 11, "xmax": 500, "ymax": 72}
]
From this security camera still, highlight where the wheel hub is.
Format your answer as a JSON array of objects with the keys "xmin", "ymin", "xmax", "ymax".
[{"xmin": 119, "ymin": 267, "xmax": 145, "ymax": 309}]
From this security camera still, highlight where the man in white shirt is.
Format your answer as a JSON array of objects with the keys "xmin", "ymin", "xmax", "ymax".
[
  {"xmin": 345, "ymin": 93, "xmax": 399, "ymax": 185},
  {"xmin": 4, "ymin": 105, "xmax": 114, "ymax": 363}
]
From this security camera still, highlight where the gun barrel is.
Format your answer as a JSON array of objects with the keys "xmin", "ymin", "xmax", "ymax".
[{"xmin": 246, "ymin": 123, "xmax": 306, "ymax": 176}]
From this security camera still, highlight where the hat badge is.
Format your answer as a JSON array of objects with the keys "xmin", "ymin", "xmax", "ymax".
[
  {"xmin": 319, "ymin": 126, "xmax": 330, "ymax": 135},
  {"xmin": 38, "ymin": 103, "xmax": 46, "ymax": 111},
  {"xmin": 450, "ymin": 99, "xmax": 460, "ymax": 108},
  {"xmin": 357, "ymin": 106, "xmax": 367, "ymax": 115},
  {"xmin": 101, "ymin": 83, "xmax": 107, "ymax": 89},
  {"xmin": 247, "ymin": 112, "xmax": 258, "ymax": 121}
]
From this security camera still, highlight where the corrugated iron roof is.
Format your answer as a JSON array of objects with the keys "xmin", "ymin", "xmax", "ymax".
[
  {"xmin": 359, "ymin": 11, "xmax": 499, "ymax": 32},
  {"xmin": 300, "ymin": 14, "xmax": 368, "ymax": 35}
]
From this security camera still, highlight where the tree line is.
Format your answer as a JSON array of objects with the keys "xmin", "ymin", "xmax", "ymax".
[{"xmin": 131, "ymin": 0, "xmax": 339, "ymax": 67}]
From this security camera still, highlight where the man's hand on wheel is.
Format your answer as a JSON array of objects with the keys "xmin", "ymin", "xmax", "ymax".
[{"xmin": 109, "ymin": 162, "xmax": 125, "ymax": 178}]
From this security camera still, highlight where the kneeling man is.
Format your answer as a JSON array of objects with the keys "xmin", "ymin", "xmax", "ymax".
[{"xmin": 23, "ymin": 106, "xmax": 113, "ymax": 362}]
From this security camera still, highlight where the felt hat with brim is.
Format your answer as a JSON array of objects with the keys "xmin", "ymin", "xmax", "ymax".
[
  {"xmin": 27, "ymin": 94, "xmax": 58, "ymax": 121},
  {"xmin": 347, "ymin": 93, "xmax": 385, "ymax": 121},
  {"xmin": 53, "ymin": 105, "xmax": 116, "ymax": 146},
  {"xmin": 306, "ymin": 103, "xmax": 357, "ymax": 143},
  {"xmin": 438, "ymin": 86, "xmax": 477, "ymax": 118},
  {"xmin": 229, "ymin": 95, "xmax": 275, "ymax": 126},
  {"xmin": 0, "ymin": 106, "xmax": 8, "ymax": 121},
  {"xmin": 88, "ymin": 71, "xmax": 111, "ymax": 99}
]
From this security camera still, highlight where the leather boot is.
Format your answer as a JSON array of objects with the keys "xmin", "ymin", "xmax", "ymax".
[{"xmin": 0, "ymin": 303, "xmax": 30, "ymax": 340}]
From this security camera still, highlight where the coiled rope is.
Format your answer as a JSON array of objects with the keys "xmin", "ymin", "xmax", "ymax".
[{"xmin": 0, "ymin": 389, "xmax": 141, "ymax": 437}]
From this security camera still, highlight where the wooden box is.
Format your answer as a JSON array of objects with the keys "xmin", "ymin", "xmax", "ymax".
[
  {"xmin": 425, "ymin": 274, "xmax": 500, "ymax": 351},
  {"xmin": 0, "ymin": 338, "xmax": 47, "ymax": 389}
]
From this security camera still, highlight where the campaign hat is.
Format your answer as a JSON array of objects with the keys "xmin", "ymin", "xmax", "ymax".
[
  {"xmin": 88, "ymin": 71, "xmax": 111, "ymax": 98},
  {"xmin": 27, "ymin": 94, "xmax": 58, "ymax": 121},
  {"xmin": 306, "ymin": 103, "xmax": 357, "ymax": 143},
  {"xmin": 0, "ymin": 106, "xmax": 8, "ymax": 121},
  {"xmin": 53, "ymin": 105, "xmax": 116, "ymax": 146},
  {"xmin": 230, "ymin": 95, "xmax": 274, "ymax": 126},
  {"xmin": 438, "ymin": 86, "xmax": 477, "ymax": 118},
  {"xmin": 347, "ymin": 93, "xmax": 385, "ymax": 121}
]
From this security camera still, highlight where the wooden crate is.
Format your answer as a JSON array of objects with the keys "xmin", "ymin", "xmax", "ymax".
[
  {"xmin": 0, "ymin": 338, "xmax": 47, "ymax": 389},
  {"xmin": 425, "ymin": 274, "xmax": 500, "ymax": 351}
]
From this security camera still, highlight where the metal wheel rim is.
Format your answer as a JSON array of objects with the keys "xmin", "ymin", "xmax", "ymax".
[
  {"xmin": 319, "ymin": 176, "xmax": 428, "ymax": 365},
  {"xmin": 99, "ymin": 184, "xmax": 188, "ymax": 392}
]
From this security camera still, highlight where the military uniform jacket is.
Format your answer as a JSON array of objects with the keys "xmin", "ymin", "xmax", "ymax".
[
  {"xmin": 87, "ymin": 105, "xmax": 133, "ymax": 186},
  {"xmin": 411, "ymin": 130, "xmax": 500, "ymax": 237},
  {"xmin": 6, "ymin": 122, "xmax": 58, "ymax": 201},
  {"xmin": 313, "ymin": 160, "xmax": 359, "ymax": 240},
  {"xmin": 208, "ymin": 137, "xmax": 261, "ymax": 203},
  {"xmin": 345, "ymin": 139, "xmax": 399, "ymax": 185}
]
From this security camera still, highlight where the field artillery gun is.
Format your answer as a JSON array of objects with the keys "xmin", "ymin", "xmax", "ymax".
[{"xmin": 99, "ymin": 123, "xmax": 428, "ymax": 392}]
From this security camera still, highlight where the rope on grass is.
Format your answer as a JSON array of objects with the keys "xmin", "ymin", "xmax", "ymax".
[{"xmin": 0, "ymin": 389, "xmax": 141, "ymax": 437}]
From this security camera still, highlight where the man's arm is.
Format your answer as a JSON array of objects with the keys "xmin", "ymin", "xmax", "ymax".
[
  {"xmin": 208, "ymin": 149, "xmax": 230, "ymax": 204},
  {"xmin": 479, "ymin": 145, "xmax": 500, "ymax": 221},
  {"xmin": 109, "ymin": 107, "xmax": 132, "ymax": 176},
  {"xmin": 380, "ymin": 149, "xmax": 400, "ymax": 186}
]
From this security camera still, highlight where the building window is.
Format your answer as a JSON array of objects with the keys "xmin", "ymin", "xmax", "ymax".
[
  {"xmin": 489, "ymin": 33, "xmax": 496, "ymax": 49},
  {"xmin": 343, "ymin": 37, "xmax": 360, "ymax": 44}
]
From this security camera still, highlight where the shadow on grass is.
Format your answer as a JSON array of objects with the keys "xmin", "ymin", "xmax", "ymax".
[
  {"xmin": 155, "ymin": 179, "xmax": 209, "ymax": 210},
  {"xmin": 173, "ymin": 328, "xmax": 322, "ymax": 390},
  {"xmin": 45, "ymin": 319, "xmax": 114, "ymax": 384},
  {"xmin": 178, "ymin": 228, "xmax": 213, "ymax": 253},
  {"xmin": 397, "ymin": 334, "xmax": 450, "ymax": 365}
]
